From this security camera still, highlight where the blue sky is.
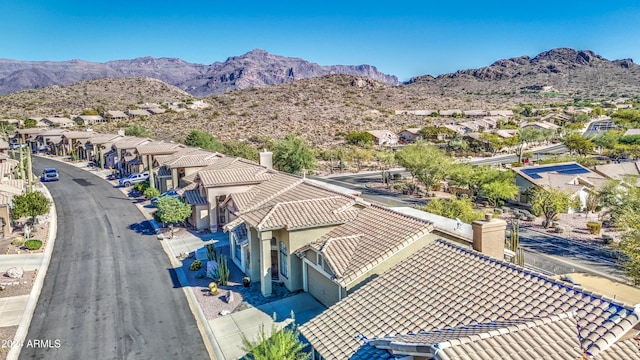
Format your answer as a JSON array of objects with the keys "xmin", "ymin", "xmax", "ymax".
[{"xmin": 1, "ymin": 1, "xmax": 639, "ymax": 81}]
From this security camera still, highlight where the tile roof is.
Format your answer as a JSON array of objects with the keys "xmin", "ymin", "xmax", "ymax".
[
  {"xmin": 300, "ymin": 240, "xmax": 640, "ymax": 360},
  {"xmin": 227, "ymin": 173, "xmax": 303, "ymax": 213},
  {"xmin": 164, "ymin": 153, "xmax": 222, "ymax": 168},
  {"xmin": 157, "ymin": 166, "xmax": 172, "ymax": 177},
  {"xmin": 296, "ymin": 205, "xmax": 434, "ymax": 287},
  {"xmin": 0, "ymin": 180, "xmax": 25, "ymax": 194},
  {"xmin": 198, "ymin": 167, "xmax": 273, "ymax": 187},
  {"xmin": 60, "ymin": 131, "xmax": 96, "ymax": 140},
  {"xmin": 184, "ymin": 188, "xmax": 208, "ymax": 205},
  {"xmin": 112, "ymin": 137, "xmax": 151, "ymax": 150},
  {"xmin": 85, "ymin": 134, "xmax": 123, "ymax": 146},
  {"xmin": 368, "ymin": 313, "xmax": 589, "ymax": 359},
  {"xmin": 0, "ymin": 161, "xmax": 17, "ymax": 177},
  {"xmin": 226, "ymin": 196, "xmax": 359, "ymax": 232},
  {"xmin": 135, "ymin": 142, "xmax": 185, "ymax": 156},
  {"xmin": 593, "ymin": 161, "xmax": 640, "ymax": 187}
]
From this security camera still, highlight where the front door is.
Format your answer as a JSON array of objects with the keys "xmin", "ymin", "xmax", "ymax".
[{"xmin": 271, "ymin": 250, "xmax": 279, "ymax": 280}]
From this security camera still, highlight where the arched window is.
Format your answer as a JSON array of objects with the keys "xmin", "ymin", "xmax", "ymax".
[{"xmin": 280, "ymin": 241, "xmax": 288, "ymax": 278}]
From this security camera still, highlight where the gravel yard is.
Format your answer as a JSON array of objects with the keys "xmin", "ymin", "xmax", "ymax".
[{"xmin": 181, "ymin": 246, "xmax": 299, "ymax": 320}]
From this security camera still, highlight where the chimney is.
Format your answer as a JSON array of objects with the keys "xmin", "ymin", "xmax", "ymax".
[
  {"xmin": 259, "ymin": 150, "xmax": 272, "ymax": 170},
  {"xmin": 117, "ymin": 129, "xmax": 125, "ymax": 136},
  {"xmin": 472, "ymin": 213, "xmax": 507, "ymax": 260}
]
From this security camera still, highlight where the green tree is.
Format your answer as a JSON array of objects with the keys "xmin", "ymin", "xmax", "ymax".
[
  {"xmin": 241, "ymin": 313, "xmax": 309, "ymax": 360},
  {"xmin": 345, "ymin": 131, "xmax": 374, "ymax": 147},
  {"xmin": 124, "ymin": 124, "xmax": 151, "ymax": 137},
  {"xmin": 396, "ymin": 142, "xmax": 453, "ymax": 191},
  {"xmin": 143, "ymin": 187, "xmax": 160, "ymax": 199},
  {"xmin": 349, "ymin": 146, "xmax": 372, "ymax": 172},
  {"xmin": 423, "ymin": 198, "xmax": 484, "ymax": 224},
  {"xmin": 222, "ymin": 141, "xmax": 259, "ymax": 162},
  {"xmin": 184, "ymin": 130, "xmax": 223, "ymax": 152},
  {"xmin": 530, "ymin": 187, "xmax": 580, "ymax": 228},
  {"xmin": 0, "ymin": 121, "xmax": 16, "ymax": 140},
  {"xmin": 23, "ymin": 119, "xmax": 37, "ymax": 129},
  {"xmin": 11, "ymin": 191, "xmax": 51, "ymax": 225},
  {"xmin": 598, "ymin": 179, "xmax": 640, "ymax": 284},
  {"xmin": 273, "ymin": 134, "xmax": 317, "ymax": 175},
  {"xmin": 592, "ymin": 130, "xmax": 621, "ymax": 150},
  {"xmin": 562, "ymin": 133, "xmax": 595, "ymax": 156},
  {"xmin": 155, "ymin": 197, "xmax": 191, "ymax": 225},
  {"xmin": 479, "ymin": 179, "xmax": 519, "ymax": 207},
  {"xmin": 515, "ymin": 127, "xmax": 544, "ymax": 163},
  {"xmin": 419, "ymin": 126, "xmax": 454, "ymax": 142}
]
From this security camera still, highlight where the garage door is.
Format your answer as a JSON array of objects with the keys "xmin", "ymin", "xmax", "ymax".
[{"xmin": 307, "ymin": 264, "xmax": 339, "ymax": 308}]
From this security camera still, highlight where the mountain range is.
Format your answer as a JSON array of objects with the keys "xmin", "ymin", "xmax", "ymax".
[
  {"xmin": 1, "ymin": 48, "xmax": 639, "ymax": 100},
  {"xmin": 0, "ymin": 49, "xmax": 398, "ymax": 96}
]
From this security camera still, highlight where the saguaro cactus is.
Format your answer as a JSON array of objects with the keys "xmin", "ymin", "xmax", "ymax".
[{"xmin": 507, "ymin": 220, "xmax": 525, "ymax": 267}]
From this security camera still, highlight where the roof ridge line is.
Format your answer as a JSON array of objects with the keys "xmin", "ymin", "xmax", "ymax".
[{"xmin": 433, "ymin": 312, "xmax": 578, "ymax": 350}]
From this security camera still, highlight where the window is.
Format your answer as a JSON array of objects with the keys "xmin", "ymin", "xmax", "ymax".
[{"xmin": 280, "ymin": 241, "xmax": 288, "ymax": 278}]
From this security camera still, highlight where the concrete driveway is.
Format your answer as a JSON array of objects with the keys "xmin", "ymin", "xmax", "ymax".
[{"xmin": 209, "ymin": 293, "xmax": 325, "ymax": 360}]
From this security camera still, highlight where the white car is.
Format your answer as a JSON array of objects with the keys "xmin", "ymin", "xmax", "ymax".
[{"xmin": 118, "ymin": 172, "xmax": 149, "ymax": 187}]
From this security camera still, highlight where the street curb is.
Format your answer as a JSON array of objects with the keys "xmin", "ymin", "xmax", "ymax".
[
  {"xmin": 142, "ymin": 210, "xmax": 223, "ymax": 360},
  {"xmin": 31, "ymin": 155, "xmax": 221, "ymax": 359},
  {"xmin": 8, "ymin": 185, "xmax": 57, "ymax": 360}
]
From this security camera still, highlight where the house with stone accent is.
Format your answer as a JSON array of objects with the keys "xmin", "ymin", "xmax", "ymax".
[
  {"xmin": 108, "ymin": 136, "xmax": 152, "ymax": 174},
  {"xmin": 300, "ymin": 230, "xmax": 640, "ymax": 359},
  {"xmin": 59, "ymin": 131, "xmax": 97, "ymax": 159}
]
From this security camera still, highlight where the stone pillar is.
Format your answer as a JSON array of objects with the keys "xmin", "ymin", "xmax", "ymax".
[
  {"xmin": 472, "ymin": 213, "xmax": 507, "ymax": 260},
  {"xmin": 259, "ymin": 230, "xmax": 273, "ymax": 297},
  {"xmin": 171, "ymin": 168, "xmax": 178, "ymax": 190}
]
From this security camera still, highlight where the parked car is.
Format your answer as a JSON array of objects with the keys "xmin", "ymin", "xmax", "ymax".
[
  {"xmin": 151, "ymin": 189, "xmax": 181, "ymax": 206},
  {"xmin": 118, "ymin": 172, "xmax": 149, "ymax": 187},
  {"xmin": 41, "ymin": 168, "xmax": 59, "ymax": 182}
]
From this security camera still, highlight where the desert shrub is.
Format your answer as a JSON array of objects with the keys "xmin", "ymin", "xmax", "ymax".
[
  {"xmin": 209, "ymin": 282, "xmax": 219, "ymax": 296},
  {"xmin": 24, "ymin": 239, "xmax": 42, "ymax": 250},
  {"xmin": 133, "ymin": 181, "xmax": 150, "ymax": 193},
  {"xmin": 586, "ymin": 221, "xmax": 602, "ymax": 235},
  {"xmin": 190, "ymin": 260, "xmax": 202, "ymax": 271},
  {"xmin": 525, "ymin": 214, "xmax": 536, "ymax": 221},
  {"xmin": 143, "ymin": 187, "xmax": 160, "ymax": 199},
  {"xmin": 554, "ymin": 225, "xmax": 565, "ymax": 233},
  {"xmin": 494, "ymin": 208, "xmax": 503, "ymax": 215},
  {"xmin": 11, "ymin": 236, "xmax": 26, "ymax": 246}
]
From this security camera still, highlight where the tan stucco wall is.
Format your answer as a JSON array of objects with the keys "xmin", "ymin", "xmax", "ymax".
[
  {"xmin": 287, "ymin": 226, "xmax": 339, "ymax": 291},
  {"xmin": 345, "ymin": 232, "xmax": 440, "ymax": 293},
  {"xmin": 307, "ymin": 264, "xmax": 340, "ymax": 308},
  {"xmin": 206, "ymin": 184, "xmax": 255, "ymax": 228}
]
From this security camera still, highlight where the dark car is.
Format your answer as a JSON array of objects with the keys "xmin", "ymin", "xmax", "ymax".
[
  {"xmin": 150, "ymin": 190, "xmax": 181, "ymax": 206},
  {"xmin": 41, "ymin": 168, "xmax": 59, "ymax": 182}
]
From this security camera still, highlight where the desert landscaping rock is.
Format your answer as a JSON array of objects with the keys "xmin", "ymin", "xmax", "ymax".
[{"xmin": 5, "ymin": 267, "xmax": 23, "ymax": 279}]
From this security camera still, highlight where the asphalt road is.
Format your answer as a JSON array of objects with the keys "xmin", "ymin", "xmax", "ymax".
[{"xmin": 21, "ymin": 158, "xmax": 207, "ymax": 359}]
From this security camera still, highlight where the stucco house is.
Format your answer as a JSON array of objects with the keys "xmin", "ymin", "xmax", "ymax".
[
  {"xmin": 41, "ymin": 117, "xmax": 75, "ymax": 128},
  {"xmin": 222, "ymin": 173, "xmax": 439, "ymax": 304},
  {"xmin": 512, "ymin": 162, "xmax": 607, "ymax": 212},
  {"xmin": 367, "ymin": 130, "xmax": 398, "ymax": 146},
  {"xmin": 74, "ymin": 115, "xmax": 104, "ymax": 125},
  {"xmin": 398, "ymin": 128, "xmax": 422, "ymax": 143}
]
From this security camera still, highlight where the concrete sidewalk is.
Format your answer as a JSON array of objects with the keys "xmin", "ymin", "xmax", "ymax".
[
  {"xmin": 0, "ymin": 295, "xmax": 30, "ymax": 327},
  {"xmin": 0, "ymin": 253, "xmax": 44, "ymax": 272},
  {"xmin": 208, "ymin": 293, "xmax": 325, "ymax": 360}
]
